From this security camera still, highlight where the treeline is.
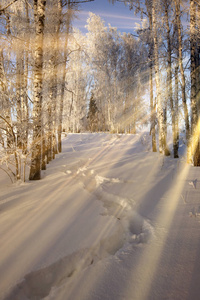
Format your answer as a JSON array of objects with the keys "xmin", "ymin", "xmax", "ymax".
[
  {"xmin": 0, "ymin": 0, "xmax": 200, "ymax": 183},
  {"xmin": 0, "ymin": 0, "xmax": 86, "ymax": 181},
  {"xmin": 110, "ymin": 0, "xmax": 200, "ymax": 165},
  {"xmin": 62, "ymin": 14, "xmax": 148, "ymax": 134}
]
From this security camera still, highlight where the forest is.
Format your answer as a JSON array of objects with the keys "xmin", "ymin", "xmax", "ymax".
[{"xmin": 0, "ymin": 0, "xmax": 200, "ymax": 182}]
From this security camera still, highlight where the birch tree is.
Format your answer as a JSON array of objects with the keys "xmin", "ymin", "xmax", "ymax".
[
  {"xmin": 174, "ymin": 0, "xmax": 190, "ymax": 144},
  {"xmin": 190, "ymin": 0, "xmax": 200, "ymax": 166},
  {"xmin": 163, "ymin": 0, "xmax": 178, "ymax": 157},
  {"xmin": 144, "ymin": 0, "xmax": 157, "ymax": 152},
  {"xmin": 152, "ymin": 0, "xmax": 168, "ymax": 154},
  {"xmin": 57, "ymin": 0, "xmax": 74, "ymax": 152},
  {"xmin": 29, "ymin": 0, "xmax": 46, "ymax": 180}
]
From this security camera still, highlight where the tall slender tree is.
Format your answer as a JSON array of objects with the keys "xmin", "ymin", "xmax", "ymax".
[
  {"xmin": 152, "ymin": 0, "xmax": 167, "ymax": 154},
  {"xmin": 29, "ymin": 0, "xmax": 46, "ymax": 180},
  {"xmin": 175, "ymin": 0, "xmax": 190, "ymax": 143},
  {"xmin": 190, "ymin": 0, "xmax": 200, "ymax": 165},
  {"xmin": 145, "ymin": 0, "xmax": 157, "ymax": 152},
  {"xmin": 164, "ymin": 0, "xmax": 177, "ymax": 157}
]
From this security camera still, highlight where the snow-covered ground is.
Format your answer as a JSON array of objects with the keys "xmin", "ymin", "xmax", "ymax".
[{"xmin": 1, "ymin": 132, "xmax": 200, "ymax": 300}]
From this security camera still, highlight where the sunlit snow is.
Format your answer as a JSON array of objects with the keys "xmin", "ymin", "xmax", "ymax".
[{"xmin": 1, "ymin": 133, "xmax": 200, "ymax": 300}]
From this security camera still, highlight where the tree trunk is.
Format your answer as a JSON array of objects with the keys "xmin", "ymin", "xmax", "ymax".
[
  {"xmin": 190, "ymin": 0, "xmax": 198, "ymax": 130},
  {"xmin": 47, "ymin": 102, "xmax": 53, "ymax": 163},
  {"xmin": 174, "ymin": 65, "xmax": 179, "ymax": 158},
  {"xmin": 175, "ymin": 0, "xmax": 190, "ymax": 143},
  {"xmin": 190, "ymin": 0, "xmax": 200, "ymax": 166},
  {"xmin": 29, "ymin": 0, "xmax": 46, "ymax": 180},
  {"xmin": 0, "ymin": 48, "xmax": 13, "ymax": 151},
  {"xmin": 147, "ymin": 3, "xmax": 157, "ymax": 152},
  {"xmin": 16, "ymin": 40, "xmax": 23, "ymax": 149},
  {"xmin": 41, "ymin": 127, "xmax": 46, "ymax": 170},
  {"xmin": 164, "ymin": 1, "xmax": 175, "ymax": 157},
  {"xmin": 58, "ymin": 3, "xmax": 73, "ymax": 152},
  {"xmin": 49, "ymin": 0, "xmax": 65, "ymax": 158},
  {"xmin": 150, "ymin": 62, "xmax": 157, "ymax": 152},
  {"xmin": 152, "ymin": 0, "xmax": 166, "ymax": 154},
  {"xmin": 22, "ymin": 0, "xmax": 30, "ymax": 154}
]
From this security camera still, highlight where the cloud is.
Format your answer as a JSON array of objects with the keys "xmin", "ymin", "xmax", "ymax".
[
  {"xmin": 78, "ymin": 10, "xmax": 140, "ymax": 21},
  {"xmin": 75, "ymin": 10, "xmax": 140, "ymax": 32}
]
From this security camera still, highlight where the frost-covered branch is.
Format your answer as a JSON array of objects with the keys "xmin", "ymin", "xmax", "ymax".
[{"xmin": 0, "ymin": 0, "xmax": 18, "ymax": 14}]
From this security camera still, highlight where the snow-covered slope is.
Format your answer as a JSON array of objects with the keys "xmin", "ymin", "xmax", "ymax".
[{"xmin": 0, "ymin": 133, "xmax": 200, "ymax": 300}]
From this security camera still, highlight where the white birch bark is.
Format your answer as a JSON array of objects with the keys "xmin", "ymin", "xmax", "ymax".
[
  {"xmin": 152, "ymin": 0, "xmax": 166, "ymax": 154},
  {"xmin": 146, "ymin": 2, "xmax": 157, "ymax": 152},
  {"xmin": 175, "ymin": 0, "xmax": 190, "ymax": 142},
  {"xmin": 29, "ymin": 0, "xmax": 46, "ymax": 180},
  {"xmin": 164, "ymin": 1, "xmax": 174, "ymax": 156}
]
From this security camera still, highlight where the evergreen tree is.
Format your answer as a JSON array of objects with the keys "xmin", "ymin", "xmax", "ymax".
[{"xmin": 87, "ymin": 93, "xmax": 98, "ymax": 132}]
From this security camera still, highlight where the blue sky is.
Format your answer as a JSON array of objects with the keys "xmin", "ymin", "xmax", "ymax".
[{"xmin": 73, "ymin": 0, "xmax": 141, "ymax": 34}]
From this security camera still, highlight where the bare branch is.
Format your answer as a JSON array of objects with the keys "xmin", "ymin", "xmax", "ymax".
[
  {"xmin": 0, "ymin": 0, "xmax": 18, "ymax": 14},
  {"xmin": 61, "ymin": 0, "xmax": 94, "ymax": 7},
  {"xmin": 0, "ymin": 166, "xmax": 14, "ymax": 183},
  {"xmin": 65, "ymin": 86, "xmax": 76, "ymax": 96},
  {"xmin": 0, "ymin": 115, "xmax": 16, "ymax": 141},
  {"xmin": 69, "ymin": 0, "xmax": 94, "ymax": 4},
  {"xmin": 0, "ymin": 127, "xmax": 14, "ymax": 138}
]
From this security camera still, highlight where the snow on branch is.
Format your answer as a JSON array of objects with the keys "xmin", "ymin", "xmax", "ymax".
[{"xmin": 0, "ymin": 0, "xmax": 18, "ymax": 14}]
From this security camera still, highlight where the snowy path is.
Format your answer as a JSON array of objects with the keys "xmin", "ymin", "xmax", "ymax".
[{"xmin": 0, "ymin": 133, "xmax": 200, "ymax": 300}]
